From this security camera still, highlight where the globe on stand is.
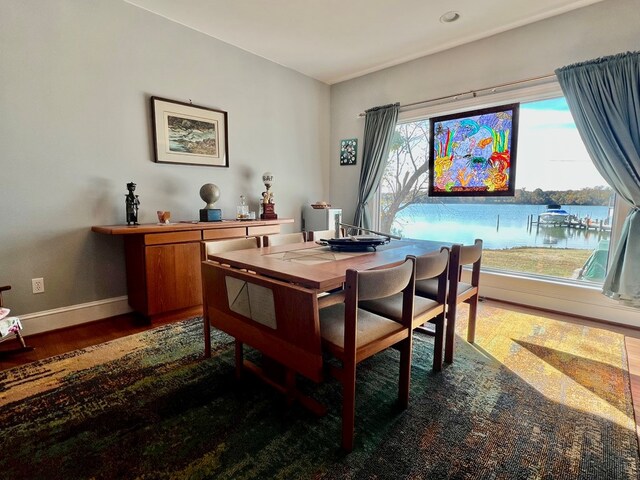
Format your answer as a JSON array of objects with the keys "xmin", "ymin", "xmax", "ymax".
[
  {"xmin": 199, "ymin": 183, "xmax": 222, "ymax": 222},
  {"xmin": 199, "ymin": 183, "xmax": 220, "ymax": 209}
]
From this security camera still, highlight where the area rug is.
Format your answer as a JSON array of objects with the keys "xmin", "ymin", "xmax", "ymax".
[{"xmin": 0, "ymin": 303, "xmax": 637, "ymax": 479}]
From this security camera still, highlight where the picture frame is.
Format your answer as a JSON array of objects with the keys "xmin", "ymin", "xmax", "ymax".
[
  {"xmin": 428, "ymin": 103, "xmax": 519, "ymax": 197},
  {"xmin": 151, "ymin": 96, "xmax": 229, "ymax": 167},
  {"xmin": 340, "ymin": 138, "xmax": 358, "ymax": 165}
]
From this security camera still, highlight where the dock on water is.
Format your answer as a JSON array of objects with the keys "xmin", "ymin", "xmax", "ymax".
[{"xmin": 527, "ymin": 214, "xmax": 612, "ymax": 232}]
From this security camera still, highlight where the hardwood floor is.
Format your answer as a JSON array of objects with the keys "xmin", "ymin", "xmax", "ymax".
[
  {"xmin": 2, "ymin": 300, "xmax": 639, "ymax": 446},
  {"xmin": 0, "ymin": 312, "xmax": 177, "ymax": 370}
]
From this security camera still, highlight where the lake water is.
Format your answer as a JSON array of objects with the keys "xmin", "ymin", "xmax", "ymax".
[{"xmin": 395, "ymin": 203, "xmax": 610, "ymax": 250}]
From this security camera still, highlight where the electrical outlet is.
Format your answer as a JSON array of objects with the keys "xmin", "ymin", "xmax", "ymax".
[{"xmin": 32, "ymin": 277, "xmax": 45, "ymax": 294}]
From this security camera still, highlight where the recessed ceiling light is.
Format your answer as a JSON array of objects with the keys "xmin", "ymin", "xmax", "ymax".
[{"xmin": 440, "ymin": 11, "xmax": 461, "ymax": 23}]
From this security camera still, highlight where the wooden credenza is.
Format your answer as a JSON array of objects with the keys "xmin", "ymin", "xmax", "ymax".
[{"xmin": 92, "ymin": 219, "xmax": 293, "ymax": 320}]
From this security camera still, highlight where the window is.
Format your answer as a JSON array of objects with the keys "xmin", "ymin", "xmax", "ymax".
[{"xmin": 379, "ymin": 96, "xmax": 613, "ymax": 285}]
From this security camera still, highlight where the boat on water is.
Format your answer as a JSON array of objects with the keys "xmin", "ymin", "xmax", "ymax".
[{"xmin": 538, "ymin": 204, "xmax": 570, "ymax": 225}]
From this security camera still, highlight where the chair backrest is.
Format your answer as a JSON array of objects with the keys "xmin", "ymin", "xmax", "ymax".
[
  {"xmin": 450, "ymin": 239, "xmax": 483, "ymax": 287},
  {"xmin": 201, "ymin": 261, "xmax": 323, "ymax": 382},
  {"xmin": 263, "ymin": 232, "xmax": 306, "ymax": 247},
  {"xmin": 307, "ymin": 229, "xmax": 343, "ymax": 241},
  {"xmin": 415, "ymin": 247, "xmax": 449, "ymax": 303},
  {"xmin": 415, "ymin": 248, "xmax": 449, "ymax": 280},
  {"xmin": 342, "ymin": 257, "xmax": 416, "ymax": 356},
  {"xmin": 201, "ymin": 236, "xmax": 260, "ymax": 261},
  {"xmin": 354, "ymin": 257, "xmax": 416, "ymax": 302}
]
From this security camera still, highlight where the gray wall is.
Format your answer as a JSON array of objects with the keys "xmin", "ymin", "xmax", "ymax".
[
  {"xmin": 329, "ymin": 0, "xmax": 640, "ymax": 224},
  {"xmin": 0, "ymin": 0, "xmax": 330, "ymax": 315}
]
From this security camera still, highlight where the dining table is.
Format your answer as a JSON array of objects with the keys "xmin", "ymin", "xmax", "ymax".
[
  {"xmin": 203, "ymin": 237, "xmax": 450, "ymax": 357},
  {"xmin": 206, "ymin": 238, "xmax": 449, "ymax": 293},
  {"xmin": 201, "ymin": 237, "xmax": 453, "ymax": 416}
]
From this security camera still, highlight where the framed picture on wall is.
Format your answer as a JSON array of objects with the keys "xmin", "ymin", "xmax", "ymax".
[
  {"xmin": 428, "ymin": 103, "xmax": 519, "ymax": 197},
  {"xmin": 340, "ymin": 138, "xmax": 358, "ymax": 165},
  {"xmin": 151, "ymin": 96, "xmax": 229, "ymax": 167}
]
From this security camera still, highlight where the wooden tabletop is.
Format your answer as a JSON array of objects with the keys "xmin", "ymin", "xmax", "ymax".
[
  {"xmin": 91, "ymin": 218, "xmax": 294, "ymax": 235},
  {"xmin": 207, "ymin": 239, "xmax": 448, "ymax": 291}
]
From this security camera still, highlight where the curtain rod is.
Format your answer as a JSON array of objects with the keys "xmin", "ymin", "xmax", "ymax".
[{"xmin": 357, "ymin": 73, "xmax": 557, "ymax": 117}]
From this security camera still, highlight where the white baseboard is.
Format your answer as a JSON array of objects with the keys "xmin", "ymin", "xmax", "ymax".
[{"xmin": 19, "ymin": 297, "xmax": 132, "ymax": 336}]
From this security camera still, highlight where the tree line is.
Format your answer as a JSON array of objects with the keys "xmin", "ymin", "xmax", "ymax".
[{"xmin": 385, "ymin": 186, "xmax": 613, "ymax": 206}]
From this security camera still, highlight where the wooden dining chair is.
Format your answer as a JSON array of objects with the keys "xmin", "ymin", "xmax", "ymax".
[
  {"xmin": 359, "ymin": 248, "xmax": 450, "ymax": 371},
  {"xmin": 200, "ymin": 236, "xmax": 260, "ymax": 261},
  {"xmin": 201, "ymin": 261, "xmax": 325, "ymax": 415},
  {"xmin": 262, "ymin": 232, "xmax": 307, "ymax": 247},
  {"xmin": 200, "ymin": 237, "xmax": 261, "ymax": 358},
  {"xmin": 413, "ymin": 239, "xmax": 483, "ymax": 364},
  {"xmin": 319, "ymin": 257, "xmax": 416, "ymax": 452}
]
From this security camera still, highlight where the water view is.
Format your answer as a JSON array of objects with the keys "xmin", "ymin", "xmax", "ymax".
[{"xmin": 395, "ymin": 203, "xmax": 610, "ymax": 250}]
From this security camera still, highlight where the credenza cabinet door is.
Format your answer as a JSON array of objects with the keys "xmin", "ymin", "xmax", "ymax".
[{"xmin": 145, "ymin": 242, "xmax": 202, "ymax": 315}]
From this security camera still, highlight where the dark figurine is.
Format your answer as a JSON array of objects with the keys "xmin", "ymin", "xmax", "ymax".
[{"xmin": 125, "ymin": 182, "xmax": 140, "ymax": 225}]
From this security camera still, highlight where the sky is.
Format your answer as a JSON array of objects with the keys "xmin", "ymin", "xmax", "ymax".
[{"xmin": 515, "ymin": 98, "xmax": 606, "ymax": 190}]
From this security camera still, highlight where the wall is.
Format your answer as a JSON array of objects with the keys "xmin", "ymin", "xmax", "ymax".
[
  {"xmin": 329, "ymin": 0, "xmax": 640, "ymax": 324},
  {"xmin": 0, "ymin": 0, "xmax": 330, "ymax": 326}
]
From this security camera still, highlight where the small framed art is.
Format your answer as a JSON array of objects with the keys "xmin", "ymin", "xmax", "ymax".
[
  {"xmin": 151, "ymin": 96, "xmax": 229, "ymax": 167},
  {"xmin": 340, "ymin": 138, "xmax": 358, "ymax": 165}
]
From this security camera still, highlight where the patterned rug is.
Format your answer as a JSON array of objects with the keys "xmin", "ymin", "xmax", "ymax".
[{"xmin": 0, "ymin": 303, "xmax": 637, "ymax": 479}]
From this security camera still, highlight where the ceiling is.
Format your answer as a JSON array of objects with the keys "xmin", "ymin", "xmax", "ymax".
[{"xmin": 125, "ymin": 0, "xmax": 604, "ymax": 85}]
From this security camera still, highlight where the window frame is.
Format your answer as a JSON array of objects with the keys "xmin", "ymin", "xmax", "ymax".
[{"xmin": 374, "ymin": 81, "xmax": 637, "ymax": 325}]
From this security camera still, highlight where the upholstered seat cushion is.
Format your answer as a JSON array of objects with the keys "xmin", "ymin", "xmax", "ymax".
[
  {"xmin": 415, "ymin": 278, "xmax": 473, "ymax": 299},
  {"xmin": 360, "ymin": 293, "xmax": 441, "ymax": 323},
  {"xmin": 319, "ymin": 304, "xmax": 405, "ymax": 350}
]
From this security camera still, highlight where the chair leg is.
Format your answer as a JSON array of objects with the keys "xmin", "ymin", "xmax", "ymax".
[
  {"xmin": 467, "ymin": 295, "xmax": 478, "ymax": 344},
  {"xmin": 234, "ymin": 340, "xmax": 243, "ymax": 380},
  {"xmin": 0, "ymin": 332, "xmax": 34, "ymax": 356},
  {"xmin": 341, "ymin": 360, "xmax": 357, "ymax": 453},
  {"xmin": 204, "ymin": 317, "xmax": 212, "ymax": 358},
  {"xmin": 285, "ymin": 369, "xmax": 296, "ymax": 407},
  {"xmin": 398, "ymin": 337, "xmax": 411, "ymax": 408},
  {"xmin": 445, "ymin": 302, "xmax": 457, "ymax": 364},
  {"xmin": 15, "ymin": 331, "xmax": 27, "ymax": 349},
  {"xmin": 432, "ymin": 314, "xmax": 445, "ymax": 372}
]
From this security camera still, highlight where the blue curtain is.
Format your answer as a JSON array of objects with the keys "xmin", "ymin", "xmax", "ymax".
[
  {"xmin": 555, "ymin": 51, "xmax": 640, "ymax": 307},
  {"xmin": 352, "ymin": 103, "xmax": 399, "ymax": 231}
]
